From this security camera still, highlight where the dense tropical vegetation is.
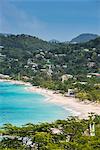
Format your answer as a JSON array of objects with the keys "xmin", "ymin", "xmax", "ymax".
[{"xmin": 0, "ymin": 114, "xmax": 100, "ymax": 150}]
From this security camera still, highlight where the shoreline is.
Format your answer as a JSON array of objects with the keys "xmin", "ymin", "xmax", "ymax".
[
  {"xmin": 0, "ymin": 79, "xmax": 100, "ymax": 119},
  {"xmin": 25, "ymin": 86, "xmax": 81, "ymax": 117},
  {"xmin": 26, "ymin": 86, "xmax": 100, "ymax": 119},
  {"xmin": 0, "ymin": 79, "xmax": 31, "ymax": 86}
]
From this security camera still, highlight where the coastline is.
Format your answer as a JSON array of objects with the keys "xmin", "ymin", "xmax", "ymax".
[
  {"xmin": 0, "ymin": 79, "xmax": 100, "ymax": 119},
  {"xmin": 0, "ymin": 79, "xmax": 31, "ymax": 86},
  {"xmin": 26, "ymin": 86, "xmax": 100, "ymax": 119}
]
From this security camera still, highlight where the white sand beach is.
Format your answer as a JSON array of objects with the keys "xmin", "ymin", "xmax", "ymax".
[
  {"xmin": 0, "ymin": 79, "xmax": 100, "ymax": 119},
  {"xmin": 25, "ymin": 85, "xmax": 100, "ymax": 119}
]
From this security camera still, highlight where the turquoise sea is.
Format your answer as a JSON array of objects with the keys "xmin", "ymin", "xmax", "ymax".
[{"xmin": 0, "ymin": 81, "xmax": 72, "ymax": 126}]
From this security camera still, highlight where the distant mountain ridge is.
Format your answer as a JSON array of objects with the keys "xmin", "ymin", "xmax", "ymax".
[
  {"xmin": 49, "ymin": 39, "xmax": 60, "ymax": 43},
  {"xmin": 70, "ymin": 33, "xmax": 99, "ymax": 43}
]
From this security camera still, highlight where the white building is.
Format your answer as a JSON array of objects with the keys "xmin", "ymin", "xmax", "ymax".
[{"xmin": 61, "ymin": 74, "xmax": 73, "ymax": 82}]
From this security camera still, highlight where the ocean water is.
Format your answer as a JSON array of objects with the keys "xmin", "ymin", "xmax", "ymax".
[{"xmin": 0, "ymin": 81, "xmax": 72, "ymax": 126}]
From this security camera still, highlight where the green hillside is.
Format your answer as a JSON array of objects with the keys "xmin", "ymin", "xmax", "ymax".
[{"xmin": 0, "ymin": 33, "xmax": 100, "ymax": 77}]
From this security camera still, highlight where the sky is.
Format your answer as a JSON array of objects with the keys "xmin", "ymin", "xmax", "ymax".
[{"xmin": 0, "ymin": 0, "xmax": 100, "ymax": 41}]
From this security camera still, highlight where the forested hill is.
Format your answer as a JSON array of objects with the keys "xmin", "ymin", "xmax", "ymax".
[
  {"xmin": 0, "ymin": 33, "xmax": 56, "ymax": 52},
  {"xmin": 0, "ymin": 33, "xmax": 100, "ymax": 77},
  {"xmin": 70, "ymin": 33, "xmax": 99, "ymax": 43},
  {"xmin": 81, "ymin": 36, "xmax": 100, "ymax": 49}
]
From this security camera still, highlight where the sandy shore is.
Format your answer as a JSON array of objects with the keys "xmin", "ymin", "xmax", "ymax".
[
  {"xmin": 0, "ymin": 79, "xmax": 100, "ymax": 119},
  {"xmin": 25, "ymin": 86, "xmax": 100, "ymax": 119}
]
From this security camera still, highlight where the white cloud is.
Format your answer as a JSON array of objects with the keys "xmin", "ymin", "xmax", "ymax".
[{"xmin": 0, "ymin": 0, "xmax": 46, "ymax": 36}]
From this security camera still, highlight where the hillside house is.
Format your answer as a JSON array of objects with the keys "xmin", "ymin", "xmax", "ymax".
[
  {"xmin": 87, "ymin": 62, "xmax": 95, "ymax": 68},
  {"xmin": 0, "ymin": 46, "xmax": 4, "ymax": 49},
  {"xmin": 0, "ymin": 74, "xmax": 10, "ymax": 79},
  {"xmin": 87, "ymin": 73, "xmax": 100, "ymax": 78},
  {"xmin": 61, "ymin": 74, "xmax": 73, "ymax": 82},
  {"xmin": 0, "ymin": 53, "xmax": 6, "ymax": 58}
]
